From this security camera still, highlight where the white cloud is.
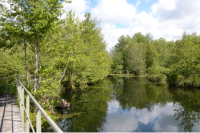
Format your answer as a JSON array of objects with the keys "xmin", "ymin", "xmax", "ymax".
[
  {"xmin": 151, "ymin": 0, "xmax": 200, "ymax": 21},
  {"xmin": 62, "ymin": 0, "xmax": 89, "ymax": 19},
  {"xmin": 78, "ymin": 13, "xmax": 86, "ymax": 21},
  {"xmin": 104, "ymin": 101, "xmax": 184, "ymax": 131},
  {"xmin": 149, "ymin": 0, "xmax": 200, "ymax": 38},
  {"xmin": 153, "ymin": 121, "xmax": 179, "ymax": 132},
  {"xmin": 102, "ymin": 24, "xmax": 130, "ymax": 50},
  {"xmin": 133, "ymin": 103, "xmax": 176, "ymax": 125},
  {"xmin": 61, "ymin": 0, "xmax": 200, "ymax": 51},
  {"xmin": 105, "ymin": 101, "xmax": 183, "ymax": 131},
  {"xmin": 103, "ymin": 0, "xmax": 200, "ymax": 50},
  {"xmin": 91, "ymin": 0, "xmax": 137, "ymax": 25},
  {"xmin": 108, "ymin": 100, "xmax": 120, "ymax": 113},
  {"xmin": 103, "ymin": 113, "xmax": 138, "ymax": 132},
  {"xmin": 151, "ymin": 0, "xmax": 177, "ymax": 15}
]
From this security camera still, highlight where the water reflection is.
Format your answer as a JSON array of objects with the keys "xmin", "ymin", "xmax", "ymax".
[
  {"xmin": 104, "ymin": 101, "xmax": 182, "ymax": 132},
  {"xmin": 172, "ymin": 90, "xmax": 200, "ymax": 132},
  {"xmin": 56, "ymin": 77, "xmax": 200, "ymax": 132},
  {"xmin": 56, "ymin": 79, "xmax": 112, "ymax": 132}
]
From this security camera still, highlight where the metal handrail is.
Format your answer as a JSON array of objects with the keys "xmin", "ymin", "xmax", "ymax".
[{"xmin": 16, "ymin": 78, "xmax": 63, "ymax": 132}]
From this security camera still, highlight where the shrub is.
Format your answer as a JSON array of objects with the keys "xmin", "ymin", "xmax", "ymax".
[
  {"xmin": 186, "ymin": 74, "xmax": 200, "ymax": 87},
  {"xmin": 176, "ymin": 75, "xmax": 185, "ymax": 87},
  {"xmin": 147, "ymin": 74, "xmax": 167, "ymax": 83},
  {"xmin": 169, "ymin": 74, "xmax": 200, "ymax": 88},
  {"xmin": 168, "ymin": 74, "xmax": 178, "ymax": 85}
]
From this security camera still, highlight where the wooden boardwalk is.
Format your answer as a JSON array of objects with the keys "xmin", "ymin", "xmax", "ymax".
[{"xmin": 0, "ymin": 94, "xmax": 23, "ymax": 132}]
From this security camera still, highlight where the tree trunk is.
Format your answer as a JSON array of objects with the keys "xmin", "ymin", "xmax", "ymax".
[
  {"xmin": 34, "ymin": 36, "xmax": 38, "ymax": 92},
  {"xmin": 60, "ymin": 54, "xmax": 71, "ymax": 84},
  {"xmin": 127, "ymin": 67, "xmax": 129, "ymax": 75},
  {"xmin": 22, "ymin": 19, "xmax": 29, "ymax": 88},
  {"xmin": 24, "ymin": 39, "xmax": 29, "ymax": 88}
]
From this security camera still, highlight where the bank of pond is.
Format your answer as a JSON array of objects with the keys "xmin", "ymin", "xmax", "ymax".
[
  {"xmin": 39, "ymin": 76, "xmax": 200, "ymax": 132},
  {"xmin": 147, "ymin": 73, "xmax": 200, "ymax": 88}
]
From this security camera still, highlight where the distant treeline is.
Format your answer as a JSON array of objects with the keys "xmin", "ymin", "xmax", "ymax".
[{"xmin": 110, "ymin": 32, "xmax": 200, "ymax": 87}]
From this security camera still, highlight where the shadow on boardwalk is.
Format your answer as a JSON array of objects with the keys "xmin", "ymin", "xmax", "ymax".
[{"xmin": 0, "ymin": 94, "xmax": 23, "ymax": 132}]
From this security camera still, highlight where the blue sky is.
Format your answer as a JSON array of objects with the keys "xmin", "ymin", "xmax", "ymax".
[{"xmin": 62, "ymin": 0, "xmax": 200, "ymax": 50}]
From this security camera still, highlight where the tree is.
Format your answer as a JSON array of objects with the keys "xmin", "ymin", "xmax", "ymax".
[
  {"xmin": 114, "ymin": 35, "xmax": 131, "ymax": 74},
  {"xmin": 111, "ymin": 33, "xmax": 149, "ymax": 75},
  {"xmin": 39, "ymin": 11, "xmax": 111, "ymax": 94},
  {"xmin": 1, "ymin": 0, "xmax": 72, "ymax": 91},
  {"xmin": 128, "ymin": 38, "xmax": 146, "ymax": 74},
  {"xmin": 110, "ymin": 48, "xmax": 123, "ymax": 74},
  {"xmin": 0, "ymin": 0, "xmax": 32, "ymax": 88},
  {"xmin": 171, "ymin": 33, "xmax": 200, "ymax": 77}
]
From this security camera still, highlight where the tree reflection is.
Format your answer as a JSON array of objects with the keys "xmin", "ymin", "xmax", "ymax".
[
  {"xmin": 56, "ymin": 79, "xmax": 113, "ymax": 132},
  {"xmin": 172, "ymin": 90, "xmax": 200, "ymax": 132},
  {"xmin": 110, "ymin": 77, "xmax": 172, "ymax": 111},
  {"xmin": 55, "ymin": 77, "xmax": 200, "ymax": 132}
]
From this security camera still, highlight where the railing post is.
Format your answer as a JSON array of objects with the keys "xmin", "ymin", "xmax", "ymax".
[
  {"xmin": 16, "ymin": 78, "xmax": 63, "ymax": 132},
  {"xmin": 5, "ymin": 77, "xmax": 7, "ymax": 93},
  {"xmin": 26, "ymin": 94, "xmax": 30, "ymax": 132},
  {"xmin": 16, "ymin": 77, "xmax": 18, "ymax": 92},
  {"xmin": 19, "ymin": 83, "xmax": 21, "ymax": 113},
  {"xmin": 21, "ymin": 86, "xmax": 24, "ymax": 130},
  {"xmin": 17, "ymin": 77, "xmax": 19, "ymax": 94},
  {"xmin": 36, "ymin": 108, "xmax": 41, "ymax": 132}
]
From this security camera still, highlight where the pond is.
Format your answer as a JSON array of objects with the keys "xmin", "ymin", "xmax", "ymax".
[{"xmin": 54, "ymin": 76, "xmax": 200, "ymax": 132}]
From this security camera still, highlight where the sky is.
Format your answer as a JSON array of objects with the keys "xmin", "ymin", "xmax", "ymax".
[{"xmin": 62, "ymin": 0, "xmax": 200, "ymax": 51}]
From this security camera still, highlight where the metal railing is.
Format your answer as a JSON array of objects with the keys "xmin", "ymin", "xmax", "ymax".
[
  {"xmin": 16, "ymin": 77, "xmax": 63, "ymax": 133},
  {"xmin": 0, "ymin": 76, "xmax": 63, "ymax": 132}
]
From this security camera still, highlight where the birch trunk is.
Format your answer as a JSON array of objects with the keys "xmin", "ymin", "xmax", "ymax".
[
  {"xmin": 24, "ymin": 39, "xmax": 29, "ymax": 88},
  {"xmin": 34, "ymin": 36, "xmax": 38, "ymax": 92}
]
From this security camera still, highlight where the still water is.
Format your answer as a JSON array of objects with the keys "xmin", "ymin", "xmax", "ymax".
[{"xmin": 55, "ymin": 76, "xmax": 200, "ymax": 132}]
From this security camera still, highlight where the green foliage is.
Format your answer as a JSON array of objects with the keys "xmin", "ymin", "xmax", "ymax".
[
  {"xmin": 147, "ymin": 60, "xmax": 170, "ymax": 75},
  {"xmin": 186, "ymin": 74, "xmax": 200, "ymax": 87},
  {"xmin": 168, "ymin": 73, "xmax": 178, "ymax": 85},
  {"xmin": 128, "ymin": 39, "xmax": 146, "ymax": 74},
  {"xmin": 110, "ymin": 49, "xmax": 123, "ymax": 74},
  {"xmin": 111, "ymin": 32, "xmax": 200, "ymax": 88},
  {"xmin": 1, "ymin": 3, "xmax": 111, "ymax": 131},
  {"xmin": 111, "ymin": 33, "xmax": 149, "ymax": 75},
  {"xmin": 0, "ymin": 45, "xmax": 35, "ymax": 77},
  {"xmin": 147, "ymin": 74, "xmax": 167, "ymax": 83},
  {"xmin": 40, "ymin": 11, "xmax": 111, "ymax": 91},
  {"xmin": 30, "ymin": 110, "xmax": 59, "ymax": 132},
  {"xmin": 172, "ymin": 74, "xmax": 200, "ymax": 88},
  {"xmin": 0, "ymin": 84, "xmax": 17, "ymax": 96},
  {"xmin": 170, "ymin": 33, "xmax": 200, "ymax": 77}
]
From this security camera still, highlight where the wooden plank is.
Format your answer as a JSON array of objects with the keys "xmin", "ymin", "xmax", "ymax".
[{"xmin": 0, "ymin": 94, "xmax": 23, "ymax": 132}]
